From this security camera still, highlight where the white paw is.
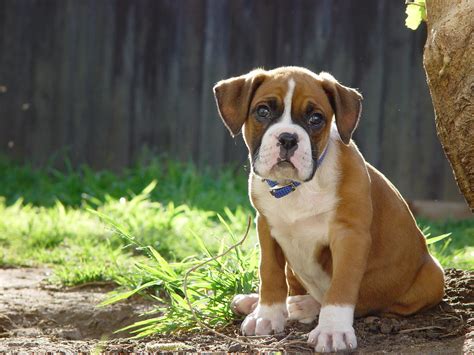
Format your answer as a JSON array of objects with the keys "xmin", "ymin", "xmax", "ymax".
[
  {"xmin": 231, "ymin": 293, "xmax": 259, "ymax": 315},
  {"xmin": 307, "ymin": 305, "xmax": 357, "ymax": 352},
  {"xmin": 241, "ymin": 303, "xmax": 287, "ymax": 335},
  {"xmin": 287, "ymin": 294, "xmax": 321, "ymax": 324},
  {"xmin": 308, "ymin": 325, "xmax": 357, "ymax": 352}
]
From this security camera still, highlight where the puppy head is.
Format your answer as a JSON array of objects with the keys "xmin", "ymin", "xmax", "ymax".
[{"xmin": 213, "ymin": 67, "xmax": 362, "ymax": 182}]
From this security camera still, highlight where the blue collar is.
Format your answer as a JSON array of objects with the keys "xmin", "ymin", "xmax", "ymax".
[{"xmin": 264, "ymin": 142, "xmax": 329, "ymax": 199}]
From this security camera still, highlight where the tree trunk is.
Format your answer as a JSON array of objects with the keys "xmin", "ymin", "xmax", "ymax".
[{"xmin": 423, "ymin": 0, "xmax": 474, "ymax": 211}]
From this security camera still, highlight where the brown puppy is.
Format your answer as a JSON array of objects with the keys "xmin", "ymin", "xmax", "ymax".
[{"xmin": 213, "ymin": 67, "xmax": 444, "ymax": 353}]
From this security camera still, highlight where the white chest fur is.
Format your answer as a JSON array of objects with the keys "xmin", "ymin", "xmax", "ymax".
[{"xmin": 251, "ymin": 136, "xmax": 341, "ymax": 303}]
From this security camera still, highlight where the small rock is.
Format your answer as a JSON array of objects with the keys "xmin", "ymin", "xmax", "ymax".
[
  {"xmin": 364, "ymin": 316, "xmax": 380, "ymax": 324},
  {"xmin": 364, "ymin": 316, "xmax": 381, "ymax": 332},
  {"xmin": 391, "ymin": 319, "xmax": 401, "ymax": 332},
  {"xmin": 145, "ymin": 342, "xmax": 192, "ymax": 352},
  {"xmin": 228, "ymin": 342, "xmax": 243, "ymax": 352},
  {"xmin": 12, "ymin": 328, "xmax": 43, "ymax": 337},
  {"xmin": 380, "ymin": 319, "xmax": 393, "ymax": 334},
  {"xmin": 59, "ymin": 328, "xmax": 82, "ymax": 340}
]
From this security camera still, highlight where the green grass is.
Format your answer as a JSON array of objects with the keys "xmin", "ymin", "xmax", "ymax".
[
  {"xmin": 0, "ymin": 156, "xmax": 472, "ymax": 335},
  {"xmin": 0, "ymin": 156, "xmax": 250, "ymax": 212},
  {"xmin": 98, "ymin": 214, "xmax": 259, "ymax": 337},
  {"xmin": 0, "ymin": 156, "xmax": 255, "ymax": 286},
  {"xmin": 418, "ymin": 219, "xmax": 473, "ymax": 269}
]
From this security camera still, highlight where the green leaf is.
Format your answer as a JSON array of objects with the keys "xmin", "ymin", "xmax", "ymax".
[
  {"xmin": 99, "ymin": 279, "xmax": 158, "ymax": 306},
  {"xmin": 217, "ymin": 213, "xmax": 235, "ymax": 240},
  {"xmin": 141, "ymin": 180, "xmax": 158, "ymax": 196},
  {"xmin": 426, "ymin": 233, "xmax": 451, "ymax": 245},
  {"xmin": 405, "ymin": 0, "xmax": 426, "ymax": 30}
]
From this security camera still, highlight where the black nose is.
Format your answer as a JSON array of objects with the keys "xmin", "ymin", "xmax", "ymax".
[{"xmin": 278, "ymin": 133, "xmax": 298, "ymax": 150}]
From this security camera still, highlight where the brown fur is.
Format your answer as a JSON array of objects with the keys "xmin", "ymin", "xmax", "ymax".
[
  {"xmin": 214, "ymin": 67, "xmax": 444, "ymax": 318},
  {"xmin": 255, "ymin": 215, "xmax": 288, "ymax": 304},
  {"xmin": 286, "ymin": 264, "xmax": 308, "ymax": 296},
  {"xmin": 315, "ymin": 245, "xmax": 333, "ymax": 276}
]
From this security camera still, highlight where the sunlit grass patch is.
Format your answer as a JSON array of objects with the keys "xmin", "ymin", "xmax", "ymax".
[
  {"xmin": 0, "ymin": 170, "xmax": 256, "ymax": 286},
  {"xmin": 97, "ymin": 214, "xmax": 258, "ymax": 337},
  {"xmin": 419, "ymin": 219, "xmax": 474, "ymax": 269}
]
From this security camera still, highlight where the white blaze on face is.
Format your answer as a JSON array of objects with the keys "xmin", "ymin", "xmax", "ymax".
[
  {"xmin": 253, "ymin": 78, "xmax": 314, "ymax": 181},
  {"xmin": 281, "ymin": 78, "xmax": 296, "ymax": 125}
]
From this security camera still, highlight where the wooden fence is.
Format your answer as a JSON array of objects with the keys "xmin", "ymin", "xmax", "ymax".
[{"xmin": 0, "ymin": 0, "xmax": 463, "ymax": 201}]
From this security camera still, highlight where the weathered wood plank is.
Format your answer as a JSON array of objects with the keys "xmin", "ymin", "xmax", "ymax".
[
  {"xmin": 198, "ymin": 0, "xmax": 230, "ymax": 166},
  {"xmin": 0, "ymin": 0, "xmax": 463, "ymax": 201}
]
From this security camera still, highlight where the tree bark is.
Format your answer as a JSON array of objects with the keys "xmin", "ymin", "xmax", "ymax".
[{"xmin": 423, "ymin": 0, "xmax": 474, "ymax": 211}]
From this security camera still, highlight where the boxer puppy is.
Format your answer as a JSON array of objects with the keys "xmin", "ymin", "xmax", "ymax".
[{"xmin": 213, "ymin": 66, "xmax": 444, "ymax": 352}]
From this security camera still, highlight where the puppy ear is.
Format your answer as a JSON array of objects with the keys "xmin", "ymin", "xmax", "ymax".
[
  {"xmin": 213, "ymin": 69, "xmax": 266, "ymax": 137},
  {"xmin": 319, "ymin": 72, "xmax": 363, "ymax": 145}
]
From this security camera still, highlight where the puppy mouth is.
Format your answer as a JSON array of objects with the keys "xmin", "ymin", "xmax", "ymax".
[
  {"xmin": 275, "ymin": 159, "xmax": 295, "ymax": 169},
  {"xmin": 263, "ymin": 158, "xmax": 300, "ymax": 181}
]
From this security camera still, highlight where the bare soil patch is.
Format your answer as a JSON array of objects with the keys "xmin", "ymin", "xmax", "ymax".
[{"xmin": 0, "ymin": 268, "xmax": 472, "ymax": 353}]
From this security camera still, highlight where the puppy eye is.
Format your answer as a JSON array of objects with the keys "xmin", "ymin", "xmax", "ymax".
[
  {"xmin": 256, "ymin": 105, "xmax": 271, "ymax": 119},
  {"xmin": 308, "ymin": 112, "xmax": 325, "ymax": 128}
]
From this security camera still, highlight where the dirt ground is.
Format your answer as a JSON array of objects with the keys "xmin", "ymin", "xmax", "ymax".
[{"xmin": 0, "ymin": 267, "xmax": 472, "ymax": 353}]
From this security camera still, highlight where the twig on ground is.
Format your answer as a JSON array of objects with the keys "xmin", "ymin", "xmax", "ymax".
[
  {"xmin": 286, "ymin": 344, "xmax": 313, "ymax": 352},
  {"xmin": 439, "ymin": 327, "xmax": 465, "ymax": 338},
  {"xmin": 0, "ymin": 314, "xmax": 18, "ymax": 328},
  {"xmin": 399, "ymin": 325, "xmax": 446, "ymax": 334},
  {"xmin": 438, "ymin": 314, "xmax": 461, "ymax": 321},
  {"xmin": 237, "ymin": 334, "xmax": 279, "ymax": 339},
  {"xmin": 273, "ymin": 331, "xmax": 295, "ymax": 346},
  {"xmin": 439, "ymin": 314, "xmax": 466, "ymax": 338},
  {"xmin": 282, "ymin": 340, "xmax": 311, "ymax": 347}
]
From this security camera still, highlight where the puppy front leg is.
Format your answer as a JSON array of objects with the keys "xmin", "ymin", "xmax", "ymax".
[
  {"xmin": 308, "ymin": 225, "xmax": 370, "ymax": 352},
  {"xmin": 241, "ymin": 215, "xmax": 288, "ymax": 335}
]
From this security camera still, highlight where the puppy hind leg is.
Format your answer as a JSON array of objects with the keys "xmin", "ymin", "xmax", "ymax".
[
  {"xmin": 231, "ymin": 293, "xmax": 259, "ymax": 315},
  {"xmin": 285, "ymin": 265, "xmax": 321, "ymax": 323},
  {"xmin": 387, "ymin": 256, "xmax": 445, "ymax": 315},
  {"xmin": 287, "ymin": 295, "xmax": 321, "ymax": 323}
]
